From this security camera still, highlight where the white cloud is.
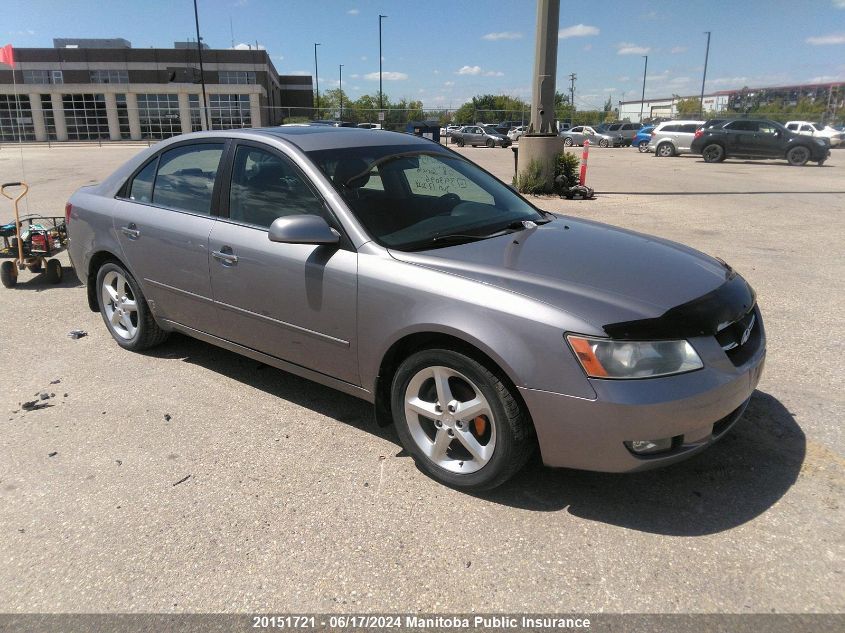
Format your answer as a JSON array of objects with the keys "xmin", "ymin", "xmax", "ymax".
[
  {"xmin": 484, "ymin": 70, "xmax": 504, "ymax": 77},
  {"xmin": 286, "ymin": 70, "xmax": 310, "ymax": 76},
  {"xmin": 583, "ymin": 43, "xmax": 592, "ymax": 51},
  {"xmin": 360, "ymin": 56, "xmax": 367, "ymax": 61},
  {"xmin": 347, "ymin": 8, "xmax": 359, "ymax": 15},
  {"xmin": 671, "ymin": 46, "xmax": 687, "ymax": 54},
  {"xmin": 444, "ymin": 81, "xmax": 455, "ymax": 87},
  {"xmin": 433, "ymin": 69, "xmax": 440, "ymax": 75},
  {"xmin": 272, "ymin": 54, "xmax": 284, "ymax": 61},
  {"xmin": 809, "ymin": 74, "xmax": 845, "ymax": 82},
  {"xmin": 617, "ymin": 75, "xmax": 631, "ymax": 82},
  {"xmin": 806, "ymin": 33, "xmax": 845, "ymax": 45},
  {"xmin": 482, "ymin": 31, "xmax": 522, "ymax": 41},
  {"xmin": 350, "ymin": 73, "xmax": 360, "ymax": 79},
  {"xmin": 835, "ymin": 0, "xmax": 845, "ymax": 8},
  {"xmin": 457, "ymin": 65, "xmax": 482, "ymax": 75},
  {"xmin": 231, "ymin": 42, "xmax": 265, "ymax": 50},
  {"xmin": 669, "ymin": 76, "xmax": 691, "ymax": 84},
  {"xmin": 558, "ymin": 24, "xmax": 600, "ymax": 39},
  {"xmin": 709, "ymin": 76, "xmax": 749, "ymax": 86},
  {"xmin": 617, "ymin": 42, "xmax": 650, "ymax": 55},
  {"xmin": 363, "ymin": 71, "xmax": 408, "ymax": 80}
]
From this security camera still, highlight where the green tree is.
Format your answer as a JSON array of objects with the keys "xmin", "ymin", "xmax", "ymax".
[{"xmin": 675, "ymin": 96, "xmax": 702, "ymax": 117}]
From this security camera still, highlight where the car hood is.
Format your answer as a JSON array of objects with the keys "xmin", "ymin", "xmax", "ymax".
[{"xmin": 388, "ymin": 217, "xmax": 744, "ymax": 333}]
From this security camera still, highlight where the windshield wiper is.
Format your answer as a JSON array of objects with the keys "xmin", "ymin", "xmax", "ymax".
[{"xmin": 432, "ymin": 220, "xmax": 539, "ymax": 244}]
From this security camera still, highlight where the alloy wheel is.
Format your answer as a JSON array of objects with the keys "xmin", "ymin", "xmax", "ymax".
[
  {"xmin": 403, "ymin": 365, "xmax": 496, "ymax": 474},
  {"xmin": 101, "ymin": 270, "xmax": 139, "ymax": 340}
]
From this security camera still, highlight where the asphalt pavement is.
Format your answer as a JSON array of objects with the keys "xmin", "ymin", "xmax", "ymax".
[{"xmin": 0, "ymin": 142, "xmax": 842, "ymax": 613}]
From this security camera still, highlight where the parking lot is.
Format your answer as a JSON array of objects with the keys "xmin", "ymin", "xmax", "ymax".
[{"xmin": 0, "ymin": 142, "xmax": 843, "ymax": 613}]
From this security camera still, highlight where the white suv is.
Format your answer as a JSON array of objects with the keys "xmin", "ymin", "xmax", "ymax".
[
  {"xmin": 785, "ymin": 121, "xmax": 842, "ymax": 147},
  {"xmin": 648, "ymin": 120, "xmax": 706, "ymax": 157}
]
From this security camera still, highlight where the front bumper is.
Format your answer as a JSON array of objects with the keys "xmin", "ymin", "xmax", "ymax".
[{"xmin": 520, "ymin": 325, "xmax": 766, "ymax": 473}]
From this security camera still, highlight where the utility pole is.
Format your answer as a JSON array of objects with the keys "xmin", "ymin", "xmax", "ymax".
[
  {"xmin": 378, "ymin": 14, "xmax": 387, "ymax": 111},
  {"xmin": 314, "ymin": 42, "xmax": 321, "ymax": 112},
  {"xmin": 699, "ymin": 31, "xmax": 711, "ymax": 118},
  {"xmin": 518, "ymin": 0, "xmax": 563, "ymax": 192},
  {"xmin": 568, "ymin": 72, "xmax": 576, "ymax": 121},
  {"xmin": 639, "ymin": 55, "xmax": 648, "ymax": 123},
  {"xmin": 193, "ymin": 0, "xmax": 209, "ymax": 130},
  {"xmin": 339, "ymin": 64, "xmax": 344, "ymax": 120}
]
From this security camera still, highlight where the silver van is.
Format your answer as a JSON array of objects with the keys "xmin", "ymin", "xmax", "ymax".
[{"xmin": 649, "ymin": 120, "xmax": 706, "ymax": 157}]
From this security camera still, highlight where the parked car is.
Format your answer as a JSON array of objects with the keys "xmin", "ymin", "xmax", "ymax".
[
  {"xmin": 649, "ymin": 120, "xmax": 706, "ymax": 157},
  {"xmin": 701, "ymin": 119, "xmax": 727, "ymax": 130},
  {"xmin": 67, "ymin": 127, "xmax": 766, "ymax": 490},
  {"xmin": 452, "ymin": 125, "xmax": 511, "ymax": 148},
  {"xmin": 560, "ymin": 125, "xmax": 622, "ymax": 147},
  {"xmin": 690, "ymin": 119, "xmax": 830, "ymax": 166},
  {"xmin": 310, "ymin": 120, "xmax": 357, "ymax": 128},
  {"xmin": 631, "ymin": 125, "xmax": 655, "ymax": 152},
  {"xmin": 606, "ymin": 122, "xmax": 642, "ymax": 142},
  {"xmin": 507, "ymin": 125, "xmax": 528, "ymax": 141},
  {"xmin": 784, "ymin": 121, "xmax": 842, "ymax": 147},
  {"xmin": 357, "ymin": 123, "xmax": 383, "ymax": 130},
  {"xmin": 441, "ymin": 124, "xmax": 462, "ymax": 137}
]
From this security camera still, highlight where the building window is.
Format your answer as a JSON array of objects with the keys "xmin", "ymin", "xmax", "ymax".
[
  {"xmin": 136, "ymin": 93, "xmax": 182, "ymax": 139},
  {"xmin": 90, "ymin": 69, "xmax": 128, "ymax": 84},
  {"xmin": 41, "ymin": 94, "xmax": 56, "ymax": 141},
  {"xmin": 218, "ymin": 70, "xmax": 256, "ymax": 85},
  {"xmin": 116, "ymin": 94, "xmax": 131, "ymax": 139},
  {"xmin": 51, "ymin": 71, "xmax": 64, "ymax": 85},
  {"xmin": 23, "ymin": 70, "xmax": 50, "ymax": 84},
  {"xmin": 189, "ymin": 94, "xmax": 203, "ymax": 131},
  {"xmin": 0, "ymin": 95, "xmax": 35, "ymax": 141},
  {"xmin": 209, "ymin": 94, "xmax": 251, "ymax": 129},
  {"xmin": 62, "ymin": 93, "xmax": 109, "ymax": 140}
]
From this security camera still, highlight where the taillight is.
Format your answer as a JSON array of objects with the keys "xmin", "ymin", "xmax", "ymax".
[
  {"xmin": 65, "ymin": 202, "xmax": 72, "ymax": 223},
  {"xmin": 694, "ymin": 129, "xmax": 704, "ymax": 139}
]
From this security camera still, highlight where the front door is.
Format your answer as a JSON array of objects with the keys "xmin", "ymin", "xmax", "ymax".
[
  {"xmin": 112, "ymin": 141, "xmax": 226, "ymax": 333},
  {"xmin": 207, "ymin": 142, "xmax": 359, "ymax": 385}
]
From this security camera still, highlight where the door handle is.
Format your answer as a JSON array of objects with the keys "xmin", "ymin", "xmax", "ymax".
[
  {"xmin": 212, "ymin": 249, "xmax": 239, "ymax": 265},
  {"xmin": 120, "ymin": 223, "xmax": 140, "ymax": 239}
]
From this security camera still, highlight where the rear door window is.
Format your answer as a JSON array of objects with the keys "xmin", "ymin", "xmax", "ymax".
[
  {"xmin": 725, "ymin": 120, "xmax": 757, "ymax": 132},
  {"xmin": 152, "ymin": 144, "xmax": 225, "ymax": 214}
]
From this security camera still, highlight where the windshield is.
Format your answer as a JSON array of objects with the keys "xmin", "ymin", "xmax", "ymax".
[{"xmin": 306, "ymin": 145, "xmax": 546, "ymax": 251}]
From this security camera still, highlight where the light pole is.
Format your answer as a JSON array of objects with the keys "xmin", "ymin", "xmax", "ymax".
[
  {"xmin": 639, "ymin": 55, "xmax": 648, "ymax": 123},
  {"xmin": 378, "ymin": 14, "xmax": 387, "ymax": 111},
  {"xmin": 314, "ymin": 42, "xmax": 321, "ymax": 113},
  {"xmin": 699, "ymin": 31, "xmax": 711, "ymax": 118},
  {"xmin": 193, "ymin": 0, "xmax": 209, "ymax": 129},
  {"xmin": 339, "ymin": 64, "xmax": 344, "ymax": 119}
]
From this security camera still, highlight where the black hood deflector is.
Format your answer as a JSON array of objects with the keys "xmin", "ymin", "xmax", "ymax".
[{"xmin": 602, "ymin": 273, "xmax": 755, "ymax": 339}]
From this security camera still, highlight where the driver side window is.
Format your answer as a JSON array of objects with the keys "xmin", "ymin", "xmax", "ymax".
[{"xmin": 402, "ymin": 155, "xmax": 494, "ymax": 205}]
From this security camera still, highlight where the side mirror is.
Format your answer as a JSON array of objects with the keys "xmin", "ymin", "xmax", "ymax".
[{"xmin": 268, "ymin": 215, "xmax": 340, "ymax": 246}]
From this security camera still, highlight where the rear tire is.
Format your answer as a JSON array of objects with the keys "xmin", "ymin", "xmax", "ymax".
[
  {"xmin": 702, "ymin": 143, "xmax": 725, "ymax": 163},
  {"xmin": 1, "ymin": 261, "xmax": 17, "ymax": 288},
  {"xmin": 599, "ymin": 138, "xmax": 609, "ymax": 148},
  {"xmin": 45, "ymin": 259, "xmax": 62, "ymax": 284},
  {"xmin": 391, "ymin": 348, "xmax": 535, "ymax": 491},
  {"xmin": 656, "ymin": 142, "xmax": 675, "ymax": 158},
  {"xmin": 786, "ymin": 145, "xmax": 810, "ymax": 166},
  {"xmin": 486, "ymin": 139, "xmax": 495, "ymax": 148},
  {"xmin": 637, "ymin": 140, "xmax": 649, "ymax": 153},
  {"xmin": 96, "ymin": 261, "xmax": 168, "ymax": 351},
  {"xmin": 563, "ymin": 137, "xmax": 573, "ymax": 146}
]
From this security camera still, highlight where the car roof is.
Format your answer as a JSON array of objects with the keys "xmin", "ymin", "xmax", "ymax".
[{"xmin": 230, "ymin": 126, "xmax": 437, "ymax": 152}]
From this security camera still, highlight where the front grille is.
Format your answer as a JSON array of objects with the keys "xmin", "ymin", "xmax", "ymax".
[{"xmin": 715, "ymin": 307, "xmax": 761, "ymax": 367}]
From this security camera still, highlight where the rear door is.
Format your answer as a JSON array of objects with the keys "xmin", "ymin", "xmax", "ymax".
[
  {"xmin": 207, "ymin": 141, "xmax": 359, "ymax": 384},
  {"xmin": 112, "ymin": 140, "xmax": 226, "ymax": 333},
  {"xmin": 752, "ymin": 121, "xmax": 786, "ymax": 157}
]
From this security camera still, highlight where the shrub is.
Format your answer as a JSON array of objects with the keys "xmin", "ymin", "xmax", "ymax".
[
  {"xmin": 513, "ymin": 159, "xmax": 546, "ymax": 194},
  {"xmin": 553, "ymin": 151, "xmax": 580, "ymax": 195}
]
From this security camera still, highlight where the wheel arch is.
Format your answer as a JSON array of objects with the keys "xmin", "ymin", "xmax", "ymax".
[
  {"xmin": 86, "ymin": 250, "xmax": 126, "ymax": 312},
  {"xmin": 372, "ymin": 329, "xmax": 527, "ymax": 428}
]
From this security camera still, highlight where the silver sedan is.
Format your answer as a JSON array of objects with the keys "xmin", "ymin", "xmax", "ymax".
[
  {"xmin": 561, "ymin": 125, "xmax": 623, "ymax": 148},
  {"xmin": 67, "ymin": 127, "xmax": 765, "ymax": 490}
]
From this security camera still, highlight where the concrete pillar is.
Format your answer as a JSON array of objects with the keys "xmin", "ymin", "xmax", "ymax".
[
  {"xmin": 177, "ymin": 92, "xmax": 192, "ymax": 135},
  {"xmin": 516, "ymin": 135, "xmax": 566, "ymax": 194},
  {"xmin": 50, "ymin": 92, "xmax": 68, "ymax": 141},
  {"xmin": 249, "ymin": 93, "xmax": 261, "ymax": 128},
  {"xmin": 125, "ymin": 93, "xmax": 142, "ymax": 140},
  {"xmin": 104, "ymin": 92, "xmax": 121, "ymax": 141},
  {"xmin": 28, "ymin": 93, "xmax": 47, "ymax": 142}
]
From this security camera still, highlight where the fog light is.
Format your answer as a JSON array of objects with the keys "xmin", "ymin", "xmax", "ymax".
[{"xmin": 626, "ymin": 437, "xmax": 673, "ymax": 455}]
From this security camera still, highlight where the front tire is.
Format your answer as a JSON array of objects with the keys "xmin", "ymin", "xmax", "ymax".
[
  {"xmin": 96, "ymin": 261, "xmax": 168, "ymax": 351},
  {"xmin": 391, "ymin": 349, "xmax": 535, "ymax": 490},
  {"xmin": 702, "ymin": 143, "xmax": 725, "ymax": 163},
  {"xmin": 599, "ymin": 138, "xmax": 609, "ymax": 148},
  {"xmin": 486, "ymin": 139, "xmax": 495, "ymax": 148},
  {"xmin": 563, "ymin": 137, "xmax": 573, "ymax": 146},
  {"xmin": 786, "ymin": 145, "xmax": 810, "ymax": 166}
]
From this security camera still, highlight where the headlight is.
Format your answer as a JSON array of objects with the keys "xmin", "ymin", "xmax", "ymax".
[{"xmin": 566, "ymin": 335, "xmax": 703, "ymax": 379}]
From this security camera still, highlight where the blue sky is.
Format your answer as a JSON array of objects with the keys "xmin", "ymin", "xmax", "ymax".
[{"xmin": 6, "ymin": 0, "xmax": 845, "ymax": 108}]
